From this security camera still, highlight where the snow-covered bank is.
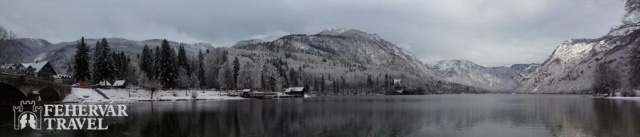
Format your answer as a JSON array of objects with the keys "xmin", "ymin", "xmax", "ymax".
[
  {"xmin": 605, "ymin": 97, "xmax": 640, "ymax": 101},
  {"xmin": 63, "ymin": 88, "xmax": 244, "ymax": 103}
]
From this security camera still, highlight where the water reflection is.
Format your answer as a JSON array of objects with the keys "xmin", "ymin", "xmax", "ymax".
[{"xmin": 1, "ymin": 95, "xmax": 640, "ymax": 137}]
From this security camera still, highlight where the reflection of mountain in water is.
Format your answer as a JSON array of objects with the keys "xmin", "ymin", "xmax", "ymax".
[{"xmin": 2, "ymin": 96, "xmax": 638, "ymax": 136}]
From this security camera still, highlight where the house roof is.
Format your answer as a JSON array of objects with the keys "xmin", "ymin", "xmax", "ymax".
[
  {"xmin": 1, "ymin": 64, "xmax": 24, "ymax": 70},
  {"xmin": 112, "ymin": 80, "xmax": 126, "ymax": 86},
  {"xmin": 21, "ymin": 61, "xmax": 49, "ymax": 73},
  {"xmin": 53, "ymin": 74, "xmax": 71, "ymax": 79},
  {"xmin": 97, "ymin": 80, "xmax": 112, "ymax": 86},
  {"xmin": 285, "ymin": 87, "xmax": 305, "ymax": 93},
  {"xmin": 241, "ymin": 89, "xmax": 252, "ymax": 92}
]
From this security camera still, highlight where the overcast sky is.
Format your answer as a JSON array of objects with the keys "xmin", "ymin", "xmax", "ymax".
[{"xmin": 0, "ymin": 0, "xmax": 626, "ymax": 66}]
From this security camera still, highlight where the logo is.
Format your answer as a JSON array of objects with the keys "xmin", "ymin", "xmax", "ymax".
[
  {"xmin": 13, "ymin": 101, "xmax": 42, "ymax": 130},
  {"xmin": 11, "ymin": 100, "xmax": 128, "ymax": 131}
]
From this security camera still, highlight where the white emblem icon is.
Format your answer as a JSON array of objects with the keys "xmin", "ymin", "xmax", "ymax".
[{"xmin": 13, "ymin": 101, "xmax": 42, "ymax": 130}]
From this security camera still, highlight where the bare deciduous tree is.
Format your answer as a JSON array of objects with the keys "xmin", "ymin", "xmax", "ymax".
[{"xmin": 0, "ymin": 26, "xmax": 17, "ymax": 63}]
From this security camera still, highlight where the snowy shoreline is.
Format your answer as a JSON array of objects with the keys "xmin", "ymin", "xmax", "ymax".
[
  {"xmin": 63, "ymin": 88, "xmax": 245, "ymax": 103},
  {"xmin": 601, "ymin": 97, "xmax": 640, "ymax": 101}
]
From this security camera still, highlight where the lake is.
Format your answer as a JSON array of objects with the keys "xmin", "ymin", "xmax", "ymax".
[{"xmin": 2, "ymin": 94, "xmax": 640, "ymax": 137}]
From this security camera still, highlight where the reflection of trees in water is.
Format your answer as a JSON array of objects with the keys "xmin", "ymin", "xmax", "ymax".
[
  {"xmin": 590, "ymin": 99, "xmax": 640, "ymax": 137},
  {"xmin": 19, "ymin": 95, "xmax": 640, "ymax": 137},
  {"xmin": 517, "ymin": 96, "xmax": 640, "ymax": 137},
  {"xmin": 137, "ymin": 101, "xmax": 243, "ymax": 137}
]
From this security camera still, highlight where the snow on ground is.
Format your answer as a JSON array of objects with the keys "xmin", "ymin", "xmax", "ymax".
[
  {"xmin": 63, "ymin": 88, "xmax": 109, "ymax": 102},
  {"xmin": 606, "ymin": 97, "xmax": 640, "ymax": 101},
  {"xmin": 63, "ymin": 88, "xmax": 244, "ymax": 103}
]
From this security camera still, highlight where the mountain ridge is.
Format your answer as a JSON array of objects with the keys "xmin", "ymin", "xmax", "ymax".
[
  {"xmin": 517, "ymin": 0, "xmax": 640, "ymax": 93},
  {"xmin": 427, "ymin": 59, "xmax": 539, "ymax": 91},
  {"xmin": 4, "ymin": 28, "xmax": 488, "ymax": 94}
]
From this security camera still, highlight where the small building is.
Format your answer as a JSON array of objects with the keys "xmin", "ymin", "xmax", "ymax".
[
  {"xmin": 1, "ymin": 63, "xmax": 33, "ymax": 75},
  {"xmin": 21, "ymin": 61, "xmax": 57, "ymax": 80},
  {"xmin": 284, "ymin": 87, "xmax": 306, "ymax": 97},
  {"xmin": 240, "ymin": 89, "xmax": 253, "ymax": 98},
  {"xmin": 241, "ymin": 89, "xmax": 252, "ymax": 92},
  {"xmin": 53, "ymin": 74, "xmax": 73, "ymax": 84},
  {"xmin": 393, "ymin": 79, "xmax": 402, "ymax": 85},
  {"xmin": 96, "ymin": 80, "xmax": 127, "ymax": 88},
  {"xmin": 97, "ymin": 80, "xmax": 112, "ymax": 87},
  {"xmin": 112, "ymin": 80, "xmax": 126, "ymax": 88}
]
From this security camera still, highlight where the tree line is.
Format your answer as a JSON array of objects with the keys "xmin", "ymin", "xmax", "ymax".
[
  {"xmin": 71, "ymin": 37, "xmax": 470, "ymax": 95},
  {"xmin": 592, "ymin": 44, "xmax": 640, "ymax": 97},
  {"xmin": 73, "ymin": 37, "xmax": 131, "ymax": 85},
  {"xmin": 74, "ymin": 37, "xmax": 207, "ymax": 90}
]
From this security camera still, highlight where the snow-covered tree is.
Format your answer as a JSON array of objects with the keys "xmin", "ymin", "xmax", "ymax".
[
  {"xmin": 289, "ymin": 69, "xmax": 299, "ymax": 86},
  {"xmin": 112, "ymin": 51, "xmax": 129, "ymax": 79},
  {"xmin": 158, "ymin": 39, "xmax": 178, "ymax": 89},
  {"xmin": 73, "ymin": 37, "xmax": 91, "ymax": 83},
  {"xmin": 177, "ymin": 45, "xmax": 191, "ymax": 76},
  {"xmin": 629, "ymin": 45, "xmax": 640, "ymax": 89},
  {"xmin": 232, "ymin": 56, "xmax": 240, "ymax": 90},
  {"xmin": 197, "ymin": 50, "xmax": 206, "ymax": 89},
  {"xmin": 153, "ymin": 46, "xmax": 161, "ymax": 80},
  {"xmin": 139, "ymin": 45, "xmax": 155, "ymax": 79},
  {"xmin": 92, "ymin": 38, "xmax": 117, "ymax": 83},
  {"xmin": 217, "ymin": 63, "xmax": 233, "ymax": 90},
  {"xmin": 260, "ymin": 63, "xmax": 279, "ymax": 92},
  {"xmin": 593, "ymin": 63, "xmax": 620, "ymax": 96},
  {"xmin": 238, "ymin": 62, "xmax": 256, "ymax": 89}
]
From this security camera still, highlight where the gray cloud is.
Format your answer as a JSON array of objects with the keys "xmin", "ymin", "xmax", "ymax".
[{"xmin": 0, "ymin": 0, "xmax": 626, "ymax": 66}]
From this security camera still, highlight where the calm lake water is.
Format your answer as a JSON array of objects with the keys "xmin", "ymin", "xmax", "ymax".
[{"xmin": 2, "ymin": 94, "xmax": 640, "ymax": 137}]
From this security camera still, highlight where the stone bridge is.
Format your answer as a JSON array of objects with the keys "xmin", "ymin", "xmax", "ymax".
[{"xmin": 0, "ymin": 73, "xmax": 71, "ymax": 102}]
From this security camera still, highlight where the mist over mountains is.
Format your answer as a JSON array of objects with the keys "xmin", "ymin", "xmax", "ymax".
[
  {"xmin": 427, "ymin": 60, "xmax": 539, "ymax": 92},
  {"xmin": 5, "ymin": 0, "xmax": 640, "ymax": 94},
  {"xmin": 3, "ymin": 27, "xmax": 488, "ymax": 94}
]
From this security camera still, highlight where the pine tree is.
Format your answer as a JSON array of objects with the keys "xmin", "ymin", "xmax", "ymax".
[
  {"xmin": 341, "ymin": 76, "xmax": 347, "ymax": 93},
  {"xmin": 384, "ymin": 74, "xmax": 390, "ymax": 90},
  {"xmin": 73, "ymin": 37, "xmax": 91, "ymax": 83},
  {"xmin": 112, "ymin": 52, "xmax": 121, "ymax": 79},
  {"xmin": 220, "ymin": 50, "xmax": 228, "ymax": 63},
  {"xmin": 232, "ymin": 56, "xmax": 240, "ymax": 90},
  {"xmin": 158, "ymin": 39, "xmax": 178, "ymax": 88},
  {"xmin": 197, "ymin": 50, "xmax": 206, "ymax": 88},
  {"xmin": 116, "ymin": 51, "xmax": 129, "ymax": 79},
  {"xmin": 289, "ymin": 69, "xmax": 298, "ymax": 86},
  {"xmin": 92, "ymin": 41, "xmax": 101, "ymax": 83},
  {"xmin": 91, "ymin": 38, "xmax": 116, "ymax": 83},
  {"xmin": 140, "ymin": 45, "xmax": 154, "ymax": 79},
  {"xmin": 367, "ymin": 75, "xmax": 374, "ymax": 87},
  {"xmin": 177, "ymin": 45, "xmax": 191, "ymax": 75},
  {"xmin": 261, "ymin": 64, "xmax": 275, "ymax": 91},
  {"xmin": 218, "ymin": 64, "xmax": 234, "ymax": 90},
  {"xmin": 93, "ymin": 38, "xmax": 117, "ymax": 83},
  {"xmin": 320, "ymin": 75, "xmax": 326, "ymax": 93},
  {"xmin": 629, "ymin": 45, "xmax": 640, "ymax": 89},
  {"xmin": 153, "ymin": 46, "xmax": 161, "ymax": 80}
]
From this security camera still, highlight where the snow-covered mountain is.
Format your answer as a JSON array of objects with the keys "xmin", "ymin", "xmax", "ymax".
[
  {"xmin": 223, "ymin": 28, "xmax": 491, "ymax": 93},
  {"xmin": 4, "ymin": 28, "xmax": 489, "ymax": 94},
  {"xmin": 234, "ymin": 28, "xmax": 431, "ymax": 77},
  {"xmin": 518, "ymin": 0, "xmax": 640, "ymax": 93},
  {"xmin": 0, "ymin": 38, "xmax": 64, "ymax": 63},
  {"xmin": 427, "ymin": 60, "xmax": 539, "ymax": 91},
  {"xmin": 232, "ymin": 31, "xmax": 289, "ymax": 48}
]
